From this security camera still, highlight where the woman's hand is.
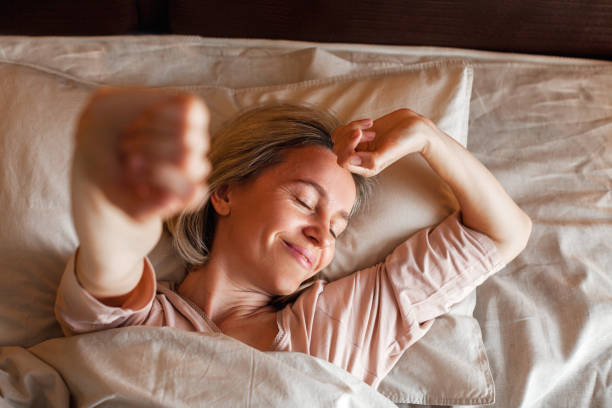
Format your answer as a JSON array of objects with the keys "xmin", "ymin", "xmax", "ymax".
[
  {"xmin": 334, "ymin": 108, "xmax": 532, "ymax": 267},
  {"xmin": 331, "ymin": 109, "xmax": 435, "ymax": 177},
  {"xmin": 74, "ymin": 87, "xmax": 211, "ymax": 222}
]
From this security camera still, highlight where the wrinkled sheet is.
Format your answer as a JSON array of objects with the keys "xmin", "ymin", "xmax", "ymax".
[
  {"xmin": 0, "ymin": 37, "xmax": 610, "ymax": 407},
  {"xmin": 0, "ymin": 327, "xmax": 395, "ymax": 407},
  {"xmin": 463, "ymin": 60, "xmax": 612, "ymax": 407}
]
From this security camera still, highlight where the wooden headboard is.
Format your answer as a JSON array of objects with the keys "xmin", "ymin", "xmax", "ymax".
[{"xmin": 2, "ymin": 0, "xmax": 610, "ymax": 60}]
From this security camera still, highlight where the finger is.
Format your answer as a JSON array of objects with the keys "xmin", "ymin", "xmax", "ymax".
[
  {"xmin": 155, "ymin": 175, "xmax": 209, "ymax": 219},
  {"xmin": 344, "ymin": 151, "xmax": 378, "ymax": 176},
  {"xmin": 360, "ymin": 129, "xmax": 376, "ymax": 142},
  {"xmin": 150, "ymin": 164, "xmax": 196, "ymax": 198},
  {"xmin": 154, "ymin": 96, "xmax": 210, "ymax": 154},
  {"xmin": 129, "ymin": 187, "xmax": 177, "ymax": 222},
  {"xmin": 130, "ymin": 174, "xmax": 194, "ymax": 219},
  {"xmin": 343, "ymin": 162, "xmax": 377, "ymax": 178},
  {"xmin": 331, "ymin": 124, "xmax": 352, "ymax": 146},
  {"xmin": 351, "ymin": 151, "xmax": 376, "ymax": 168},
  {"xmin": 350, "ymin": 118, "xmax": 373, "ymax": 128},
  {"xmin": 181, "ymin": 153, "xmax": 211, "ymax": 183},
  {"xmin": 122, "ymin": 131, "xmax": 210, "ymax": 179},
  {"xmin": 120, "ymin": 116, "xmax": 207, "ymax": 156},
  {"xmin": 133, "ymin": 93, "xmax": 209, "ymax": 135},
  {"xmin": 331, "ymin": 125, "xmax": 350, "ymax": 155},
  {"xmin": 336, "ymin": 128, "xmax": 363, "ymax": 165},
  {"xmin": 341, "ymin": 119, "xmax": 374, "ymax": 146},
  {"xmin": 120, "ymin": 136, "xmax": 188, "ymax": 164},
  {"xmin": 332, "ymin": 118, "xmax": 372, "ymax": 141},
  {"xmin": 122, "ymin": 97, "xmax": 209, "ymax": 156}
]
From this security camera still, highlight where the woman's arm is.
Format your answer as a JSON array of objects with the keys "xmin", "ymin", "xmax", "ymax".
[
  {"xmin": 71, "ymin": 162, "xmax": 161, "ymax": 306},
  {"xmin": 419, "ymin": 116, "xmax": 532, "ymax": 265},
  {"xmin": 70, "ymin": 88, "xmax": 210, "ymax": 305},
  {"xmin": 332, "ymin": 109, "xmax": 532, "ymax": 266}
]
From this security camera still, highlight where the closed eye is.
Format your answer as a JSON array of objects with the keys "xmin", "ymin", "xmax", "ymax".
[
  {"xmin": 296, "ymin": 197, "xmax": 313, "ymax": 210},
  {"xmin": 295, "ymin": 196, "xmax": 339, "ymax": 240}
]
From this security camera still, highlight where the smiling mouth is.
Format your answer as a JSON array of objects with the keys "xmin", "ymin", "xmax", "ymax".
[{"xmin": 281, "ymin": 240, "xmax": 313, "ymax": 270}]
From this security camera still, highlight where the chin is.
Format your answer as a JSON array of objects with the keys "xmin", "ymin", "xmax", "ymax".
[
  {"xmin": 272, "ymin": 285, "xmax": 299, "ymax": 297},
  {"xmin": 268, "ymin": 278, "xmax": 302, "ymax": 297}
]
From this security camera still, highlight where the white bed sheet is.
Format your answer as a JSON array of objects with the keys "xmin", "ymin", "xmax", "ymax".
[{"xmin": 0, "ymin": 36, "xmax": 610, "ymax": 407}]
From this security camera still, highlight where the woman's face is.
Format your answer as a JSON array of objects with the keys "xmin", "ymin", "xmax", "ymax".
[{"xmin": 211, "ymin": 145, "xmax": 357, "ymax": 296}]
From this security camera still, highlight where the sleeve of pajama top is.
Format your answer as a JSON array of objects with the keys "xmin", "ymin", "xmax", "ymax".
[
  {"xmin": 275, "ymin": 211, "xmax": 506, "ymax": 388},
  {"xmin": 54, "ymin": 247, "xmax": 218, "ymax": 336}
]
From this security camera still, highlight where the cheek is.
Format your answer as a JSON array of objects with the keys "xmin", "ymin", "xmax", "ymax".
[
  {"xmin": 236, "ymin": 199, "xmax": 303, "ymax": 250},
  {"xmin": 236, "ymin": 193, "xmax": 289, "ymax": 227},
  {"xmin": 266, "ymin": 198, "xmax": 305, "ymax": 229}
]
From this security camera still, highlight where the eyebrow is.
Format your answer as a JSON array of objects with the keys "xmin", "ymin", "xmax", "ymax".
[{"xmin": 293, "ymin": 179, "xmax": 351, "ymax": 222}]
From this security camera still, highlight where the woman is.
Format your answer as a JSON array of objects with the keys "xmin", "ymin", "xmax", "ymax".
[{"xmin": 55, "ymin": 87, "xmax": 532, "ymax": 388}]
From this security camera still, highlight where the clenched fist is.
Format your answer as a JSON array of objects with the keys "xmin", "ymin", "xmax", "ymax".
[{"xmin": 73, "ymin": 87, "xmax": 211, "ymax": 222}]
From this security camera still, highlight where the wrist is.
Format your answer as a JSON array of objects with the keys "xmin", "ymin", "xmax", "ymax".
[
  {"xmin": 76, "ymin": 248, "xmax": 145, "ymax": 298},
  {"xmin": 419, "ymin": 118, "xmax": 446, "ymax": 160}
]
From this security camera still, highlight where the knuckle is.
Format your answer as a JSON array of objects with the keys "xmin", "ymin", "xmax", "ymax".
[
  {"xmin": 180, "ymin": 155, "xmax": 208, "ymax": 180},
  {"xmin": 185, "ymin": 129, "xmax": 207, "ymax": 155},
  {"xmin": 176, "ymin": 94, "xmax": 209, "ymax": 125}
]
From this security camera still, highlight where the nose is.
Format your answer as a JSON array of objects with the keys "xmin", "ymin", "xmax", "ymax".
[{"xmin": 303, "ymin": 223, "xmax": 334, "ymax": 248}]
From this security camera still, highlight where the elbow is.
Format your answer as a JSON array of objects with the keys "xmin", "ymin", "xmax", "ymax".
[
  {"xmin": 495, "ymin": 211, "xmax": 533, "ymax": 266},
  {"xmin": 516, "ymin": 212, "xmax": 533, "ymax": 254}
]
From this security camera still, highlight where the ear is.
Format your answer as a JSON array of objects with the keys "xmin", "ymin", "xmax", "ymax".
[{"xmin": 210, "ymin": 184, "xmax": 232, "ymax": 216}]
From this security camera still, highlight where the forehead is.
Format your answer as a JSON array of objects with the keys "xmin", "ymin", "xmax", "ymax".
[{"xmin": 265, "ymin": 146, "xmax": 357, "ymax": 208}]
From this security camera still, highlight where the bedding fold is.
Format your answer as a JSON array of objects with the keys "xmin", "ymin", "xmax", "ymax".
[
  {"xmin": 0, "ymin": 346, "xmax": 69, "ymax": 408},
  {"xmin": 22, "ymin": 327, "xmax": 396, "ymax": 407}
]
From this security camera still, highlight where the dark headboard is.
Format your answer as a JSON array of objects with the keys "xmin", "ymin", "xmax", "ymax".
[{"xmin": 2, "ymin": 0, "xmax": 611, "ymax": 60}]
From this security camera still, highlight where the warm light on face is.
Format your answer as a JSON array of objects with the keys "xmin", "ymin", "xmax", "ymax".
[{"xmin": 211, "ymin": 145, "xmax": 356, "ymax": 296}]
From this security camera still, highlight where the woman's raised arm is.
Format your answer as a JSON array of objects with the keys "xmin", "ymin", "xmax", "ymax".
[
  {"xmin": 332, "ymin": 109, "xmax": 532, "ymax": 266},
  {"xmin": 70, "ymin": 88, "xmax": 210, "ymax": 304}
]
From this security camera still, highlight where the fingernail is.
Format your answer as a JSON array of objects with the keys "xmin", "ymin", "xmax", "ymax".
[{"xmin": 349, "ymin": 156, "xmax": 362, "ymax": 165}]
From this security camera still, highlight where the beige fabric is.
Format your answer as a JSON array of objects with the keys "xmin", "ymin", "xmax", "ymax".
[
  {"xmin": 0, "ymin": 37, "xmax": 490, "ymax": 407},
  {"xmin": 14, "ymin": 328, "xmax": 396, "ymax": 408},
  {"xmin": 0, "ymin": 346, "xmax": 68, "ymax": 407},
  {"xmin": 0, "ymin": 36, "xmax": 610, "ymax": 408}
]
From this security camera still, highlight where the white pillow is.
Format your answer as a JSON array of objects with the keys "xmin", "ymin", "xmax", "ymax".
[{"xmin": 0, "ymin": 53, "xmax": 493, "ymax": 405}]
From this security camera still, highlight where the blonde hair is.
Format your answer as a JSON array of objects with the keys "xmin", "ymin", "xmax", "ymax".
[{"xmin": 165, "ymin": 103, "xmax": 374, "ymax": 309}]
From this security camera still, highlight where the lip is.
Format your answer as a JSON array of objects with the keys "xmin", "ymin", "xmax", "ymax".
[{"xmin": 281, "ymin": 240, "xmax": 315, "ymax": 270}]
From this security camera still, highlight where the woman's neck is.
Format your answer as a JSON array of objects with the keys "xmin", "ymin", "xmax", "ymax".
[{"xmin": 176, "ymin": 258, "xmax": 275, "ymax": 327}]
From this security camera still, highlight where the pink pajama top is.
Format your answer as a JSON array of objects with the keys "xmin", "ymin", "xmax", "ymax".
[{"xmin": 55, "ymin": 212, "xmax": 504, "ymax": 389}]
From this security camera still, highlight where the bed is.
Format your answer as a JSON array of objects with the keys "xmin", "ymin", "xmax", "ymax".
[{"xmin": 0, "ymin": 2, "xmax": 611, "ymax": 408}]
